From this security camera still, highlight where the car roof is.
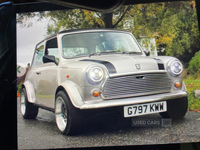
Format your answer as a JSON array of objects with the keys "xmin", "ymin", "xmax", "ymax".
[
  {"xmin": 58, "ymin": 28, "xmax": 129, "ymax": 34},
  {"xmin": 37, "ymin": 28, "xmax": 130, "ymax": 45}
]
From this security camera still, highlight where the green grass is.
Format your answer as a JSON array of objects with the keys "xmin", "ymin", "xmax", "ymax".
[{"xmin": 183, "ymin": 78, "xmax": 200, "ymax": 111}]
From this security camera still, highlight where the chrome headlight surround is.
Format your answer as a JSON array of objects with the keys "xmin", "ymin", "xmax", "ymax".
[
  {"xmin": 86, "ymin": 65, "xmax": 105, "ymax": 84},
  {"xmin": 167, "ymin": 59, "xmax": 183, "ymax": 76}
]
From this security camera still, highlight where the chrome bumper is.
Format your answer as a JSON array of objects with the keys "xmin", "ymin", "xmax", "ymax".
[{"xmin": 80, "ymin": 91, "xmax": 187, "ymax": 109}]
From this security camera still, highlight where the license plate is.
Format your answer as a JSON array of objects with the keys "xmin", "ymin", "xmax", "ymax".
[{"xmin": 124, "ymin": 101, "xmax": 167, "ymax": 118}]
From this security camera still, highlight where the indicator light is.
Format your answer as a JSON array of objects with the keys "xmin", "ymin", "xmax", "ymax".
[
  {"xmin": 174, "ymin": 81, "xmax": 181, "ymax": 88},
  {"xmin": 93, "ymin": 90, "xmax": 100, "ymax": 97}
]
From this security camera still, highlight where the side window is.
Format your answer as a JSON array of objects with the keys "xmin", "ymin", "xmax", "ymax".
[
  {"xmin": 32, "ymin": 42, "xmax": 44, "ymax": 67},
  {"xmin": 48, "ymin": 48, "xmax": 59, "ymax": 62},
  {"xmin": 45, "ymin": 38, "xmax": 59, "ymax": 63}
]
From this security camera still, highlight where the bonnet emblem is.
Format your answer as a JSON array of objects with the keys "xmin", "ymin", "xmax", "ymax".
[{"xmin": 135, "ymin": 64, "xmax": 141, "ymax": 70}]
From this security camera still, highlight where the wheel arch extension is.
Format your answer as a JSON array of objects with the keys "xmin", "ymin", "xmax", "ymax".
[
  {"xmin": 182, "ymin": 81, "xmax": 187, "ymax": 92},
  {"xmin": 22, "ymin": 81, "xmax": 36, "ymax": 103},
  {"xmin": 55, "ymin": 80, "xmax": 84, "ymax": 109}
]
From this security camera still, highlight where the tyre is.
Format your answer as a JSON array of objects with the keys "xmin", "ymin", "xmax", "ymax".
[
  {"xmin": 55, "ymin": 91, "xmax": 84, "ymax": 135},
  {"xmin": 160, "ymin": 97, "xmax": 188, "ymax": 119},
  {"xmin": 20, "ymin": 88, "xmax": 38, "ymax": 119}
]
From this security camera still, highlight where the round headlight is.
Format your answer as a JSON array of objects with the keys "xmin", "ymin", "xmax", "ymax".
[
  {"xmin": 167, "ymin": 59, "xmax": 183, "ymax": 76},
  {"xmin": 87, "ymin": 66, "xmax": 104, "ymax": 84}
]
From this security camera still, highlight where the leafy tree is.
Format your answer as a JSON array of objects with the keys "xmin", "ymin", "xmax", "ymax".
[
  {"xmin": 130, "ymin": 1, "xmax": 199, "ymax": 66},
  {"xmin": 188, "ymin": 51, "xmax": 200, "ymax": 77},
  {"xmin": 17, "ymin": 1, "xmax": 199, "ymax": 66},
  {"xmin": 17, "ymin": 5, "xmax": 132, "ymax": 35},
  {"xmin": 17, "ymin": 82, "xmax": 23, "ymax": 94}
]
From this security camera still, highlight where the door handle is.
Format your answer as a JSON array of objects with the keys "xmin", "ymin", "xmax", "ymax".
[{"xmin": 36, "ymin": 72, "xmax": 41, "ymax": 75}]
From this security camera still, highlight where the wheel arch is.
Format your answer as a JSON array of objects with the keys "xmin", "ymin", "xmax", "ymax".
[
  {"xmin": 22, "ymin": 80, "xmax": 36, "ymax": 103},
  {"xmin": 182, "ymin": 81, "xmax": 187, "ymax": 92},
  {"xmin": 55, "ymin": 80, "xmax": 84, "ymax": 109}
]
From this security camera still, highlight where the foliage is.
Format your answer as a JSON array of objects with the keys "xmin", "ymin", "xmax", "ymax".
[
  {"xmin": 17, "ymin": 1, "xmax": 200, "ymax": 66},
  {"xmin": 17, "ymin": 5, "xmax": 132, "ymax": 35},
  {"xmin": 17, "ymin": 82, "xmax": 23, "ymax": 94},
  {"xmin": 17, "ymin": 12, "xmax": 45, "ymax": 28},
  {"xmin": 188, "ymin": 92, "xmax": 200, "ymax": 110},
  {"xmin": 188, "ymin": 51, "xmax": 200, "ymax": 77},
  {"xmin": 184, "ymin": 78, "xmax": 200, "ymax": 111},
  {"xmin": 137, "ymin": 38, "xmax": 156, "ymax": 54},
  {"xmin": 129, "ymin": 1, "xmax": 200, "ymax": 67}
]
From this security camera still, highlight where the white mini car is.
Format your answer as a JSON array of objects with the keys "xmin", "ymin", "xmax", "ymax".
[{"xmin": 20, "ymin": 29, "xmax": 188, "ymax": 135}]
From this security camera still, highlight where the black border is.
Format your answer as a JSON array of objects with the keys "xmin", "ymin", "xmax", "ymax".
[{"xmin": 0, "ymin": 0, "xmax": 200, "ymax": 149}]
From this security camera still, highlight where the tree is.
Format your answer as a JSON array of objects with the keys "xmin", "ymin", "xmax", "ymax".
[
  {"xmin": 129, "ymin": 1, "xmax": 200, "ymax": 66},
  {"xmin": 188, "ymin": 50, "xmax": 200, "ymax": 77},
  {"xmin": 17, "ymin": 5, "xmax": 132, "ymax": 35},
  {"xmin": 17, "ymin": 1, "xmax": 199, "ymax": 66}
]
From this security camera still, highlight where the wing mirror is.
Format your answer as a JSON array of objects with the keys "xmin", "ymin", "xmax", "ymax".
[
  {"xmin": 143, "ymin": 50, "xmax": 150, "ymax": 56},
  {"xmin": 43, "ymin": 55, "xmax": 58, "ymax": 65}
]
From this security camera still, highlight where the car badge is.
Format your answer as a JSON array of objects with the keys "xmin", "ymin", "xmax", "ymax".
[{"xmin": 135, "ymin": 64, "xmax": 141, "ymax": 70}]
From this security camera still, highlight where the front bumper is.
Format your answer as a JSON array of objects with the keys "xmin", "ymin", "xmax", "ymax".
[{"xmin": 80, "ymin": 90, "xmax": 187, "ymax": 109}]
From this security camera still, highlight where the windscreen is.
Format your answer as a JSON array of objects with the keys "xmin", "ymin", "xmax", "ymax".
[{"xmin": 62, "ymin": 32, "xmax": 142, "ymax": 58}]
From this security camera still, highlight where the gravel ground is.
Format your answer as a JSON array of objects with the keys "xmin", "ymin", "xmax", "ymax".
[{"xmin": 17, "ymin": 98, "xmax": 200, "ymax": 149}]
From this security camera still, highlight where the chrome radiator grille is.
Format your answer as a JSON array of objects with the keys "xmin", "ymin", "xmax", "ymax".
[{"xmin": 102, "ymin": 73, "xmax": 172, "ymax": 99}]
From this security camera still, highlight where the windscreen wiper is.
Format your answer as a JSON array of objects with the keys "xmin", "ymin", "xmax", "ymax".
[
  {"xmin": 89, "ymin": 50, "xmax": 118, "ymax": 57},
  {"xmin": 121, "ymin": 51, "xmax": 142, "ymax": 55},
  {"xmin": 100, "ymin": 50, "xmax": 117, "ymax": 53},
  {"xmin": 89, "ymin": 53, "xmax": 99, "ymax": 57}
]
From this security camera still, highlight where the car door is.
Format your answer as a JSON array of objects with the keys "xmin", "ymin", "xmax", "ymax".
[
  {"xmin": 36, "ymin": 38, "xmax": 59, "ymax": 109},
  {"xmin": 26, "ymin": 41, "xmax": 45, "ymax": 105}
]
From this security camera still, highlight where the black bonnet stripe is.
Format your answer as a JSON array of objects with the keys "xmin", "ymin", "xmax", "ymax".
[
  {"xmin": 154, "ymin": 59, "xmax": 165, "ymax": 70},
  {"xmin": 80, "ymin": 59, "xmax": 117, "ymax": 74}
]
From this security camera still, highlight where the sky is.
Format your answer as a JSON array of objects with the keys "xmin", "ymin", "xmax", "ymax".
[{"xmin": 17, "ymin": 16, "xmax": 49, "ymax": 66}]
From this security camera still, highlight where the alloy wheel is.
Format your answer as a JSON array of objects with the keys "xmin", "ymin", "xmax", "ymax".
[
  {"xmin": 55, "ymin": 96, "xmax": 68, "ymax": 132},
  {"xmin": 20, "ymin": 92, "xmax": 26, "ymax": 115}
]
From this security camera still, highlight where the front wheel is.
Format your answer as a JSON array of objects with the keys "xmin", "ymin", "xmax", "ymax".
[
  {"xmin": 20, "ymin": 88, "xmax": 38, "ymax": 119},
  {"xmin": 160, "ymin": 97, "xmax": 188, "ymax": 119},
  {"xmin": 55, "ymin": 91, "xmax": 84, "ymax": 135}
]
